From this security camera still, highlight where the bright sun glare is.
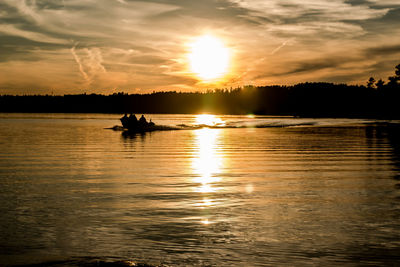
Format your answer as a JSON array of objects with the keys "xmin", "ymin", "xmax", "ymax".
[
  {"xmin": 188, "ymin": 35, "xmax": 230, "ymax": 81},
  {"xmin": 195, "ymin": 114, "xmax": 225, "ymax": 126}
]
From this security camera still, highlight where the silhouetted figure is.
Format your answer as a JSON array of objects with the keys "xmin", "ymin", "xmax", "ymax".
[
  {"xmin": 129, "ymin": 113, "xmax": 137, "ymax": 121},
  {"xmin": 128, "ymin": 113, "xmax": 138, "ymax": 129},
  {"xmin": 120, "ymin": 113, "xmax": 129, "ymax": 128},
  {"xmin": 139, "ymin": 115, "xmax": 147, "ymax": 126}
]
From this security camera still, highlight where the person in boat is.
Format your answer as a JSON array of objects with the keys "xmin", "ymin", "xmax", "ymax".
[
  {"xmin": 120, "ymin": 113, "xmax": 129, "ymax": 128},
  {"xmin": 139, "ymin": 115, "xmax": 147, "ymax": 127},
  {"xmin": 128, "ymin": 113, "xmax": 138, "ymax": 129}
]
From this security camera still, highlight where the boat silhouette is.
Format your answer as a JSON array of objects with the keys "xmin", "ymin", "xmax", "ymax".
[{"xmin": 120, "ymin": 114, "xmax": 176, "ymax": 132}]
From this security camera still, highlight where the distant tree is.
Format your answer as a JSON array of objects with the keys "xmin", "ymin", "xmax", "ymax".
[
  {"xmin": 395, "ymin": 63, "xmax": 400, "ymax": 77},
  {"xmin": 367, "ymin": 77, "xmax": 376, "ymax": 88},
  {"xmin": 388, "ymin": 63, "xmax": 400, "ymax": 86},
  {"xmin": 388, "ymin": 76, "xmax": 399, "ymax": 85},
  {"xmin": 376, "ymin": 79, "xmax": 385, "ymax": 90}
]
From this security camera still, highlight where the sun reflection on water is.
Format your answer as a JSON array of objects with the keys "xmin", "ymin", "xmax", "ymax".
[
  {"xmin": 192, "ymin": 128, "xmax": 223, "ymax": 193},
  {"xmin": 191, "ymin": 115, "xmax": 227, "ymax": 226},
  {"xmin": 201, "ymin": 218, "xmax": 210, "ymax": 225},
  {"xmin": 195, "ymin": 114, "xmax": 225, "ymax": 127},
  {"xmin": 202, "ymin": 198, "xmax": 213, "ymax": 207}
]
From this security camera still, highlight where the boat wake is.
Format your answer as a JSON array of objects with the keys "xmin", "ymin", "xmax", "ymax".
[
  {"xmin": 107, "ymin": 117, "xmax": 400, "ymax": 133},
  {"xmin": 107, "ymin": 125, "xmax": 181, "ymax": 131}
]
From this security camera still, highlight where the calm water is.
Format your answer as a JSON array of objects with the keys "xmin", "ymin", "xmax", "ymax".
[{"xmin": 1, "ymin": 114, "xmax": 400, "ymax": 266}]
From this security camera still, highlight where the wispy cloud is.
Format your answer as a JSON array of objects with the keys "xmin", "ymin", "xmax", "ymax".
[
  {"xmin": 70, "ymin": 45, "xmax": 89, "ymax": 83},
  {"xmin": 0, "ymin": 24, "xmax": 66, "ymax": 44},
  {"xmin": 270, "ymin": 40, "xmax": 292, "ymax": 55},
  {"xmin": 2, "ymin": 0, "xmax": 43, "ymax": 24}
]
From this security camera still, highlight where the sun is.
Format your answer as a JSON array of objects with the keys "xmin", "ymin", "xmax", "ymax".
[{"xmin": 188, "ymin": 35, "xmax": 230, "ymax": 81}]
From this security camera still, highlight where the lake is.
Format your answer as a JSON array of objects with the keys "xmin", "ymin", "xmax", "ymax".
[{"xmin": 1, "ymin": 114, "xmax": 400, "ymax": 266}]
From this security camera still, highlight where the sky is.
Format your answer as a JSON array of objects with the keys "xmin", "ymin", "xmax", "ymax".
[{"xmin": 0, "ymin": 0, "xmax": 400, "ymax": 95}]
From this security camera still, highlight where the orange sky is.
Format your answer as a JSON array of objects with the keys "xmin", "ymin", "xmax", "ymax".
[{"xmin": 0, "ymin": 0, "xmax": 400, "ymax": 94}]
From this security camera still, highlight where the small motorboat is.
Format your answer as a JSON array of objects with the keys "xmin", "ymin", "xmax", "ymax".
[{"xmin": 120, "ymin": 114, "xmax": 177, "ymax": 132}]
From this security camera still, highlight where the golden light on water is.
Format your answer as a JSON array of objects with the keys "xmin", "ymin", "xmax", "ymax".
[
  {"xmin": 202, "ymin": 198, "xmax": 213, "ymax": 207},
  {"xmin": 188, "ymin": 35, "xmax": 230, "ymax": 81},
  {"xmin": 195, "ymin": 114, "xmax": 225, "ymax": 126},
  {"xmin": 201, "ymin": 218, "xmax": 210, "ymax": 225},
  {"xmin": 192, "ymin": 126, "xmax": 223, "ymax": 193},
  {"xmin": 191, "ymin": 115, "xmax": 226, "ymax": 225}
]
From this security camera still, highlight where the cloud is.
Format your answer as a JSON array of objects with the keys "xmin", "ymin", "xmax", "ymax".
[
  {"xmin": 271, "ymin": 40, "xmax": 292, "ymax": 55},
  {"xmin": 364, "ymin": 44, "xmax": 400, "ymax": 56},
  {"xmin": 228, "ymin": 0, "xmax": 390, "ymax": 41},
  {"xmin": 0, "ymin": 24, "xmax": 66, "ymax": 44},
  {"xmin": 368, "ymin": 0, "xmax": 400, "ymax": 6},
  {"xmin": 70, "ymin": 45, "xmax": 89, "ymax": 83},
  {"xmin": 1, "ymin": 0, "xmax": 43, "ymax": 24},
  {"xmin": 0, "ymin": 0, "xmax": 399, "ymax": 94},
  {"xmin": 230, "ymin": 0, "xmax": 389, "ymax": 21},
  {"xmin": 283, "ymin": 58, "xmax": 348, "ymax": 76}
]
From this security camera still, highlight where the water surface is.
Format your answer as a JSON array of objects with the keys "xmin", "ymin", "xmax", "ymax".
[{"xmin": 1, "ymin": 114, "xmax": 400, "ymax": 266}]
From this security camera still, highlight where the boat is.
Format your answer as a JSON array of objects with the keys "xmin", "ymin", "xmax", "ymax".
[{"xmin": 120, "ymin": 114, "xmax": 177, "ymax": 132}]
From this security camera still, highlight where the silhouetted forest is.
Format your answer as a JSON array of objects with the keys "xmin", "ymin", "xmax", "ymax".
[{"xmin": 1, "ymin": 64, "xmax": 400, "ymax": 118}]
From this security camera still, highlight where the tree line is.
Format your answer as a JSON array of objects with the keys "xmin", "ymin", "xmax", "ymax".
[{"xmin": 1, "ymin": 64, "xmax": 399, "ymax": 118}]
